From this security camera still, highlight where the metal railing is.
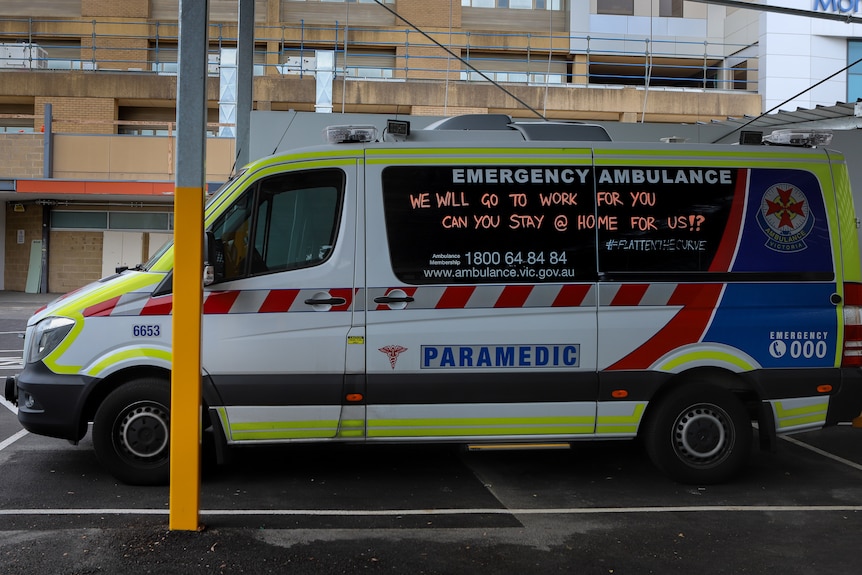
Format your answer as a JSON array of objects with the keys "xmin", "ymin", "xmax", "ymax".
[{"xmin": 0, "ymin": 17, "xmax": 759, "ymax": 91}]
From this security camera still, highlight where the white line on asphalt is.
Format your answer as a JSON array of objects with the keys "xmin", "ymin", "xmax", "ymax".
[
  {"xmin": 0, "ymin": 395, "xmax": 17, "ymax": 415},
  {"xmin": 781, "ymin": 434, "xmax": 862, "ymax": 473},
  {"xmin": 0, "ymin": 429, "xmax": 28, "ymax": 452},
  {"xmin": 0, "ymin": 505, "xmax": 861, "ymax": 517}
]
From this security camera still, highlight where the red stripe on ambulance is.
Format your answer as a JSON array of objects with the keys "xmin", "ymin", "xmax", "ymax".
[
  {"xmin": 709, "ymin": 168, "xmax": 748, "ymax": 272},
  {"xmin": 83, "ymin": 296, "xmax": 121, "ymax": 317},
  {"xmin": 494, "ymin": 285, "xmax": 533, "ymax": 308},
  {"xmin": 203, "ymin": 291, "xmax": 241, "ymax": 314},
  {"xmin": 608, "ymin": 283, "xmax": 724, "ymax": 370},
  {"xmin": 259, "ymin": 289, "xmax": 300, "ymax": 313},
  {"xmin": 551, "ymin": 284, "xmax": 592, "ymax": 307},
  {"xmin": 610, "ymin": 284, "xmax": 650, "ymax": 306},
  {"xmin": 436, "ymin": 286, "xmax": 476, "ymax": 309}
]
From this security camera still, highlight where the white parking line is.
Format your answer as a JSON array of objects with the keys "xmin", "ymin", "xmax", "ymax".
[
  {"xmin": 781, "ymin": 434, "xmax": 862, "ymax": 473},
  {"xmin": 1, "ymin": 395, "xmax": 17, "ymax": 416},
  {"xmin": 0, "ymin": 505, "xmax": 861, "ymax": 517},
  {"xmin": 0, "ymin": 429, "xmax": 28, "ymax": 452}
]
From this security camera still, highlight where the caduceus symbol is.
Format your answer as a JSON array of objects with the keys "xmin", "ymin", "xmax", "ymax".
[{"xmin": 379, "ymin": 345, "xmax": 408, "ymax": 369}]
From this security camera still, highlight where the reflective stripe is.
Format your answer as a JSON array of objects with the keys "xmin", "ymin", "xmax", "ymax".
[
  {"xmin": 229, "ymin": 420, "xmax": 341, "ymax": 441},
  {"xmin": 220, "ymin": 405, "xmax": 342, "ymax": 442},
  {"xmin": 370, "ymin": 284, "xmax": 596, "ymax": 310},
  {"xmin": 771, "ymin": 397, "xmax": 829, "ymax": 432},
  {"xmin": 654, "ymin": 344, "xmax": 759, "ymax": 373},
  {"xmin": 596, "ymin": 402, "xmax": 646, "ymax": 435},
  {"xmin": 366, "ymin": 402, "xmax": 595, "ymax": 439},
  {"xmin": 84, "ymin": 347, "xmax": 172, "ymax": 378}
]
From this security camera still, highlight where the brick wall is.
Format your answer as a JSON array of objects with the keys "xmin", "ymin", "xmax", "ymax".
[
  {"xmin": 34, "ymin": 97, "xmax": 117, "ymax": 135},
  {"xmin": 396, "ymin": 0, "xmax": 461, "ymax": 28},
  {"xmin": 81, "ymin": 37, "xmax": 150, "ymax": 71},
  {"xmin": 0, "ymin": 134, "xmax": 43, "ymax": 178},
  {"xmin": 48, "ymin": 231, "xmax": 104, "ymax": 293},
  {"xmin": 4, "ymin": 204, "xmax": 44, "ymax": 292},
  {"xmin": 82, "ymin": 0, "xmax": 149, "ymax": 18},
  {"xmin": 396, "ymin": 46, "xmax": 461, "ymax": 80}
]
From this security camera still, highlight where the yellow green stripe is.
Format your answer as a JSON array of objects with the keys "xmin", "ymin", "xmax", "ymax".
[
  {"xmin": 44, "ymin": 274, "xmax": 163, "ymax": 375},
  {"xmin": 596, "ymin": 403, "xmax": 646, "ymax": 435},
  {"xmin": 773, "ymin": 400, "xmax": 828, "ymax": 429},
  {"xmin": 658, "ymin": 350, "xmax": 756, "ymax": 372},
  {"xmin": 85, "ymin": 347, "xmax": 172, "ymax": 377},
  {"xmin": 367, "ymin": 415, "xmax": 594, "ymax": 437},
  {"xmin": 231, "ymin": 420, "xmax": 339, "ymax": 431}
]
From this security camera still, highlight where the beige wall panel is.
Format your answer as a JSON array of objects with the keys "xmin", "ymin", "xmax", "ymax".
[
  {"xmin": 53, "ymin": 136, "xmax": 112, "ymax": 176},
  {"xmin": 50, "ymin": 134, "xmax": 236, "ymax": 182},
  {"xmin": 106, "ymin": 137, "xmax": 173, "ymax": 178},
  {"xmin": 206, "ymin": 137, "xmax": 238, "ymax": 182},
  {"xmin": 0, "ymin": 0, "xmax": 80, "ymax": 17}
]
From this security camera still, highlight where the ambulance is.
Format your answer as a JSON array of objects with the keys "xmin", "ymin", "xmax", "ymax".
[{"xmin": 6, "ymin": 115, "xmax": 862, "ymax": 486}]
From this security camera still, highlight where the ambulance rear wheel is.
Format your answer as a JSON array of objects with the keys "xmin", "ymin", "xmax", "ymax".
[
  {"xmin": 93, "ymin": 378, "xmax": 171, "ymax": 486},
  {"xmin": 644, "ymin": 384, "xmax": 752, "ymax": 485}
]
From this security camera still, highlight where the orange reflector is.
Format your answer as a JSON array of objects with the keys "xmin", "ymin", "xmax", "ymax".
[
  {"xmin": 817, "ymin": 384, "xmax": 833, "ymax": 394},
  {"xmin": 346, "ymin": 393, "xmax": 364, "ymax": 402},
  {"xmin": 611, "ymin": 389, "xmax": 629, "ymax": 399}
]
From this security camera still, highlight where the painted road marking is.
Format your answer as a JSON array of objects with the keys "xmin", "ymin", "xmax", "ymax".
[
  {"xmin": 0, "ymin": 505, "xmax": 861, "ymax": 517},
  {"xmin": 780, "ymin": 433, "xmax": 862, "ymax": 473},
  {"xmin": 0, "ymin": 429, "xmax": 28, "ymax": 452}
]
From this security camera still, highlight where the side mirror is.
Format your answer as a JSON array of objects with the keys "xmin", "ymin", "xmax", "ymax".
[{"xmin": 203, "ymin": 230, "xmax": 217, "ymax": 286}]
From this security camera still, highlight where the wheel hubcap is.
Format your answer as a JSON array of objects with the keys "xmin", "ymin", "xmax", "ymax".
[
  {"xmin": 673, "ymin": 404, "xmax": 732, "ymax": 465},
  {"xmin": 118, "ymin": 404, "xmax": 169, "ymax": 459}
]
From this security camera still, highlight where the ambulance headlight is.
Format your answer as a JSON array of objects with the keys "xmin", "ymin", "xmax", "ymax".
[{"xmin": 27, "ymin": 317, "xmax": 75, "ymax": 364}]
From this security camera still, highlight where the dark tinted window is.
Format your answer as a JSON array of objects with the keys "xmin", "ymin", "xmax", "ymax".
[
  {"xmin": 382, "ymin": 165, "xmax": 596, "ymax": 284},
  {"xmin": 595, "ymin": 166, "xmax": 833, "ymax": 277},
  {"xmin": 209, "ymin": 169, "xmax": 344, "ymax": 282}
]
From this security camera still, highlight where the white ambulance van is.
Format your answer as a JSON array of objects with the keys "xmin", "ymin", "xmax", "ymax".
[{"xmin": 7, "ymin": 116, "xmax": 862, "ymax": 485}]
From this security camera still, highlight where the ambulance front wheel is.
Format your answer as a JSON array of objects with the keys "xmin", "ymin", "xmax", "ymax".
[
  {"xmin": 644, "ymin": 384, "xmax": 752, "ymax": 485},
  {"xmin": 92, "ymin": 378, "xmax": 171, "ymax": 486}
]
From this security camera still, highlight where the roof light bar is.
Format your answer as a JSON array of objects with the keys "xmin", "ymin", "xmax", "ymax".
[
  {"xmin": 763, "ymin": 129, "xmax": 833, "ymax": 147},
  {"xmin": 324, "ymin": 125, "xmax": 379, "ymax": 144}
]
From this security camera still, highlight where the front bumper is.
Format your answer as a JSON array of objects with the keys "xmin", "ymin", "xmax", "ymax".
[{"xmin": 10, "ymin": 361, "xmax": 92, "ymax": 442}]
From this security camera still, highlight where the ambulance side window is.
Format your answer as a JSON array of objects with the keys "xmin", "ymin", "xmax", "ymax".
[{"xmin": 210, "ymin": 168, "xmax": 344, "ymax": 282}]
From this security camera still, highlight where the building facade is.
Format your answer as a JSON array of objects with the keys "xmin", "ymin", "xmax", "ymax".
[{"xmin": 0, "ymin": 0, "xmax": 857, "ymax": 292}]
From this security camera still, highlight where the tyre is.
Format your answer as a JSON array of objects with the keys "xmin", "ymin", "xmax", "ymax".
[
  {"xmin": 92, "ymin": 378, "xmax": 171, "ymax": 486},
  {"xmin": 643, "ymin": 383, "xmax": 752, "ymax": 485}
]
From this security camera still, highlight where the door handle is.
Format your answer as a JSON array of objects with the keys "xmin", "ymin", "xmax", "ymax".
[
  {"xmin": 373, "ymin": 295, "xmax": 415, "ymax": 304},
  {"xmin": 304, "ymin": 297, "xmax": 347, "ymax": 306}
]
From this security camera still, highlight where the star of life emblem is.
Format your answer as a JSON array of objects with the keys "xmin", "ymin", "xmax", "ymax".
[
  {"xmin": 756, "ymin": 183, "xmax": 814, "ymax": 253},
  {"xmin": 379, "ymin": 345, "xmax": 408, "ymax": 369}
]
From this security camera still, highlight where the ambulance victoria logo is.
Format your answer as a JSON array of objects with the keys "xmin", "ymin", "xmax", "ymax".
[
  {"xmin": 756, "ymin": 183, "xmax": 814, "ymax": 252},
  {"xmin": 379, "ymin": 345, "xmax": 408, "ymax": 369}
]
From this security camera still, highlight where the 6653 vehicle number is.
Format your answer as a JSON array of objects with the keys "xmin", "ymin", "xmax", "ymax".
[{"xmin": 133, "ymin": 324, "xmax": 161, "ymax": 337}]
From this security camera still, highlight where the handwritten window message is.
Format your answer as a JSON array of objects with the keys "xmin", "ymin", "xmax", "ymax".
[
  {"xmin": 381, "ymin": 165, "xmax": 740, "ymax": 284},
  {"xmin": 594, "ymin": 167, "xmax": 738, "ymax": 273}
]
